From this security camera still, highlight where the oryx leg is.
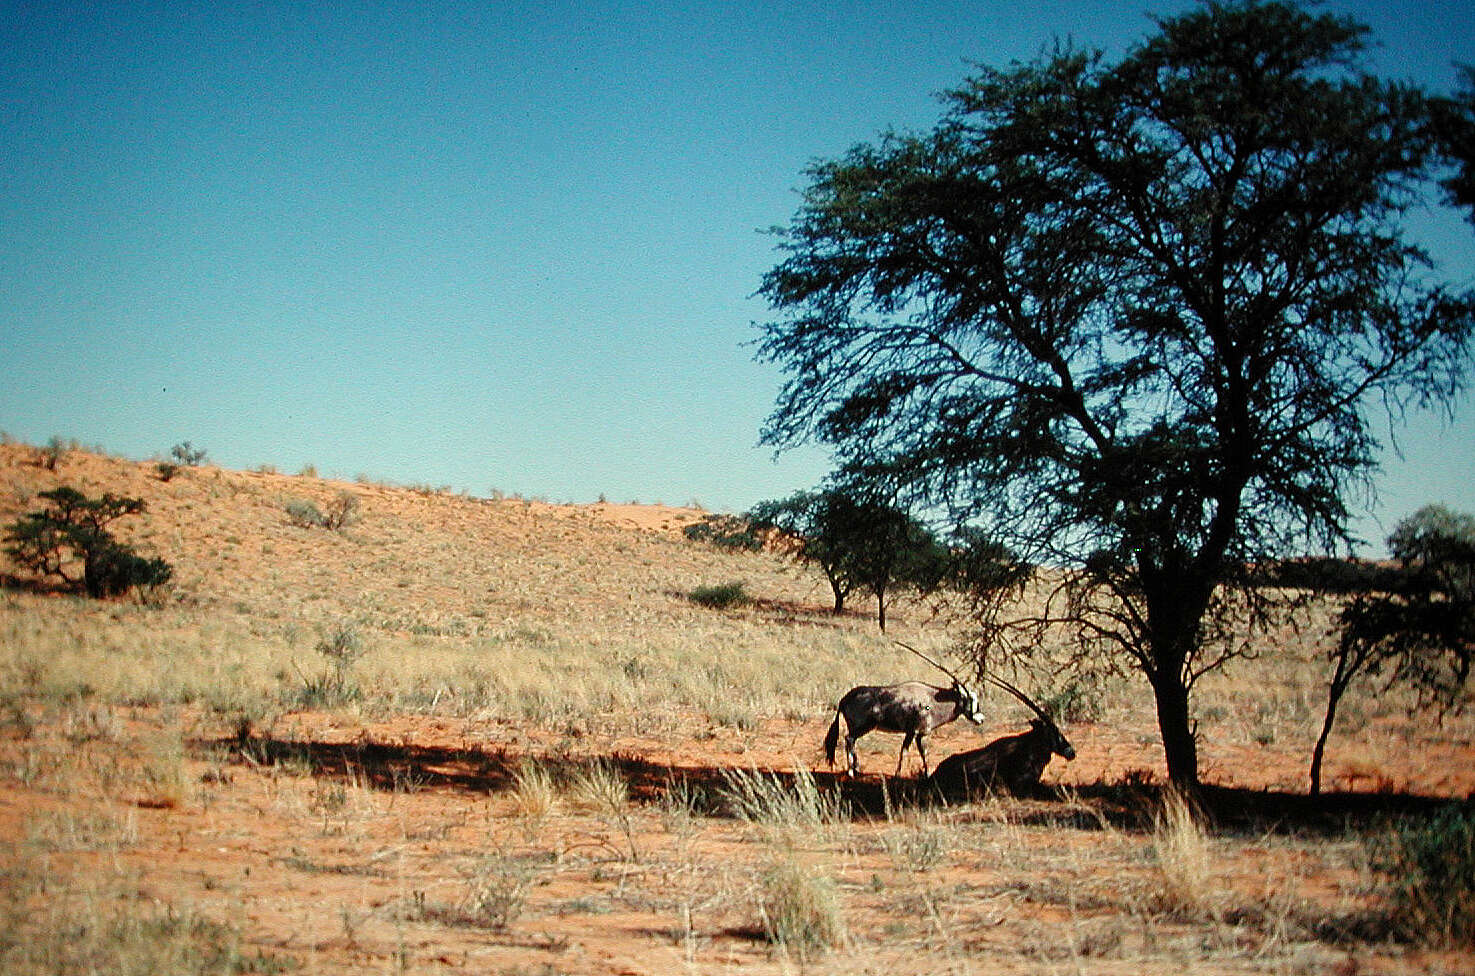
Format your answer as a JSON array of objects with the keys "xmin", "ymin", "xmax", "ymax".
[
  {"xmin": 896, "ymin": 730, "xmax": 916, "ymax": 777},
  {"xmin": 915, "ymin": 733, "xmax": 929, "ymax": 778}
]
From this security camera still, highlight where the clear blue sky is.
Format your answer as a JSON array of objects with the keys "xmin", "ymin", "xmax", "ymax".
[{"xmin": 2, "ymin": 1, "xmax": 1471, "ymax": 551}]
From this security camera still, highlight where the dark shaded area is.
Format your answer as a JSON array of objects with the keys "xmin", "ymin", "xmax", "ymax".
[
  {"xmin": 205, "ymin": 730, "xmax": 1468, "ymax": 838},
  {"xmin": 1250, "ymin": 557, "xmax": 1409, "ymax": 594}
]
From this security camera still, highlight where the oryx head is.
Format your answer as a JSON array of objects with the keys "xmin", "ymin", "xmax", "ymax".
[
  {"xmin": 896, "ymin": 641, "xmax": 987, "ymax": 724},
  {"xmin": 951, "ymin": 678, "xmax": 987, "ymax": 725}
]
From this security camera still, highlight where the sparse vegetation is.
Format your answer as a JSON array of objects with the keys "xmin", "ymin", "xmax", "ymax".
[
  {"xmin": 756, "ymin": 849, "xmax": 847, "ymax": 958},
  {"xmin": 0, "ymin": 441, "xmax": 1470, "ymax": 975},
  {"xmin": 292, "ymin": 620, "xmax": 366, "ymax": 707},
  {"xmin": 283, "ymin": 490, "xmax": 359, "ymax": 531}
]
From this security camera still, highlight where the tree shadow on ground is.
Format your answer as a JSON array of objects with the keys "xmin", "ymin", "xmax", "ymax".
[{"xmin": 204, "ymin": 730, "xmax": 1462, "ymax": 837}]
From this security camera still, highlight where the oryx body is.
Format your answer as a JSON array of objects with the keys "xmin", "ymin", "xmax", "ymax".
[
  {"xmin": 929, "ymin": 677, "xmax": 1076, "ymax": 797},
  {"xmin": 823, "ymin": 679, "xmax": 984, "ymax": 778}
]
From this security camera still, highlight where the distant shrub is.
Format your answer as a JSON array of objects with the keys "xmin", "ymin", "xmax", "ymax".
[
  {"xmin": 170, "ymin": 441, "xmax": 208, "ymax": 467},
  {"xmin": 36, "ymin": 436, "xmax": 68, "ymax": 471},
  {"xmin": 293, "ymin": 621, "xmax": 366, "ymax": 708},
  {"xmin": 683, "ymin": 514, "xmax": 763, "ymax": 551},
  {"xmin": 1373, "ymin": 805, "xmax": 1475, "ymax": 947},
  {"xmin": 322, "ymin": 491, "xmax": 359, "ymax": 530},
  {"xmin": 1043, "ymin": 675, "xmax": 1107, "ymax": 723},
  {"xmin": 1253, "ymin": 556, "xmax": 1407, "ymax": 594},
  {"xmin": 154, "ymin": 461, "xmax": 180, "ymax": 482},
  {"xmin": 284, "ymin": 491, "xmax": 359, "ymax": 531},
  {"xmin": 284, "ymin": 498, "xmax": 325, "ymax": 529},
  {"xmin": 689, "ymin": 581, "xmax": 751, "ymax": 610}
]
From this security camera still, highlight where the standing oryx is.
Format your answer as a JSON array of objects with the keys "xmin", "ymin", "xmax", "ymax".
[
  {"xmin": 823, "ymin": 643, "xmax": 987, "ymax": 778},
  {"xmin": 929, "ymin": 675, "xmax": 1076, "ymax": 797}
]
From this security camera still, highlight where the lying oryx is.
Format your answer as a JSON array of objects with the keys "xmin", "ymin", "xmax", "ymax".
[
  {"xmin": 928, "ymin": 676, "xmax": 1076, "ymax": 797},
  {"xmin": 823, "ymin": 643, "xmax": 986, "ymax": 778}
]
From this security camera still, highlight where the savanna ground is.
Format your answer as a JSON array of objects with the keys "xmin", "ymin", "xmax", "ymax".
[{"xmin": 1, "ymin": 440, "xmax": 1472, "ymax": 975}]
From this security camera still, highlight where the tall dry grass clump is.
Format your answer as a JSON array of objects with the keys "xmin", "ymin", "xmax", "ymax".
[
  {"xmin": 721, "ymin": 764, "xmax": 848, "ymax": 844},
  {"xmin": 509, "ymin": 759, "xmax": 558, "ymax": 825},
  {"xmin": 756, "ymin": 848, "xmax": 848, "ymax": 959},
  {"xmin": 1151, "ymin": 786, "xmax": 1218, "ymax": 919}
]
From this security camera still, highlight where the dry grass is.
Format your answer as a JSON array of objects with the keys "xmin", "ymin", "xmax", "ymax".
[
  {"xmin": 2, "ymin": 444, "xmax": 1473, "ymax": 974},
  {"xmin": 1151, "ymin": 786, "xmax": 1217, "ymax": 919}
]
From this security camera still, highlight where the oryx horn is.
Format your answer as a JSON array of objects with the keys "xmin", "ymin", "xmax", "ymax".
[
  {"xmin": 985, "ymin": 673, "xmax": 1052, "ymax": 723},
  {"xmin": 893, "ymin": 641, "xmax": 961, "ymax": 683}
]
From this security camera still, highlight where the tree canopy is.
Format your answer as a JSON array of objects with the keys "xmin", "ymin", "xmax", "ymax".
[{"xmin": 757, "ymin": 0, "xmax": 1474, "ymax": 786}]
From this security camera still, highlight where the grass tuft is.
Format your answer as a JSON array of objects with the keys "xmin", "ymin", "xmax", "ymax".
[{"xmin": 756, "ymin": 849, "xmax": 847, "ymax": 958}]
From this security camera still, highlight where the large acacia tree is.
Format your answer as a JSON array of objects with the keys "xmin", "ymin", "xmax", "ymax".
[{"xmin": 757, "ymin": 1, "xmax": 1473, "ymax": 787}]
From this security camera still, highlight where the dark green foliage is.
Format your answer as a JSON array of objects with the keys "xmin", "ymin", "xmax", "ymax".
[
  {"xmin": 688, "ymin": 581, "xmax": 751, "ymax": 610},
  {"xmin": 85, "ymin": 539, "xmax": 173, "ymax": 598},
  {"xmin": 1373, "ymin": 805, "xmax": 1475, "ymax": 946},
  {"xmin": 170, "ymin": 441, "xmax": 208, "ymax": 467},
  {"xmin": 284, "ymin": 499, "xmax": 326, "ymax": 529},
  {"xmin": 3, "ymin": 487, "xmax": 172, "ymax": 599},
  {"xmin": 1315, "ymin": 505, "xmax": 1475, "ymax": 793},
  {"xmin": 1434, "ymin": 64, "xmax": 1475, "ymax": 224},
  {"xmin": 756, "ymin": 0, "xmax": 1475, "ymax": 786},
  {"xmin": 1252, "ymin": 558, "xmax": 1405, "ymax": 594},
  {"xmin": 682, "ymin": 514, "xmax": 764, "ymax": 551}
]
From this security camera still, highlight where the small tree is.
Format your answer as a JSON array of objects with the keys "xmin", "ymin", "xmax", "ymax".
[
  {"xmin": 4, "ymin": 487, "xmax": 172, "ymax": 598},
  {"xmin": 749, "ymin": 491, "xmax": 854, "ymax": 615},
  {"xmin": 1312, "ymin": 505, "xmax": 1475, "ymax": 794},
  {"xmin": 749, "ymin": 488, "xmax": 941, "ymax": 631}
]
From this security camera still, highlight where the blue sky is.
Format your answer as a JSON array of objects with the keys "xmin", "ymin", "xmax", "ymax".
[{"xmin": 2, "ymin": 1, "xmax": 1471, "ymax": 551}]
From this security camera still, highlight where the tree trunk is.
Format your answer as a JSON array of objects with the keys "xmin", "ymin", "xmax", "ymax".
[
  {"xmin": 1310, "ymin": 646, "xmax": 1356, "ymax": 796},
  {"xmin": 825, "ymin": 571, "xmax": 846, "ymax": 615},
  {"xmin": 1309, "ymin": 694, "xmax": 1336, "ymax": 796},
  {"xmin": 1149, "ymin": 665, "xmax": 1199, "ymax": 789}
]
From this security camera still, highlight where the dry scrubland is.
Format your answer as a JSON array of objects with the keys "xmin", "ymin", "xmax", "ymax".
[{"xmin": 1, "ymin": 441, "xmax": 1472, "ymax": 975}]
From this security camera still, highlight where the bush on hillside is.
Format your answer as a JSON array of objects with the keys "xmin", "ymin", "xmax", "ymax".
[
  {"xmin": 682, "ymin": 514, "xmax": 763, "ymax": 551},
  {"xmin": 689, "ymin": 581, "xmax": 751, "ymax": 610},
  {"xmin": 284, "ymin": 491, "xmax": 360, "ymax": 532},
  {"xmin": 3, "ymin": 487, "xmax": 172, "ymax": 599}
]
